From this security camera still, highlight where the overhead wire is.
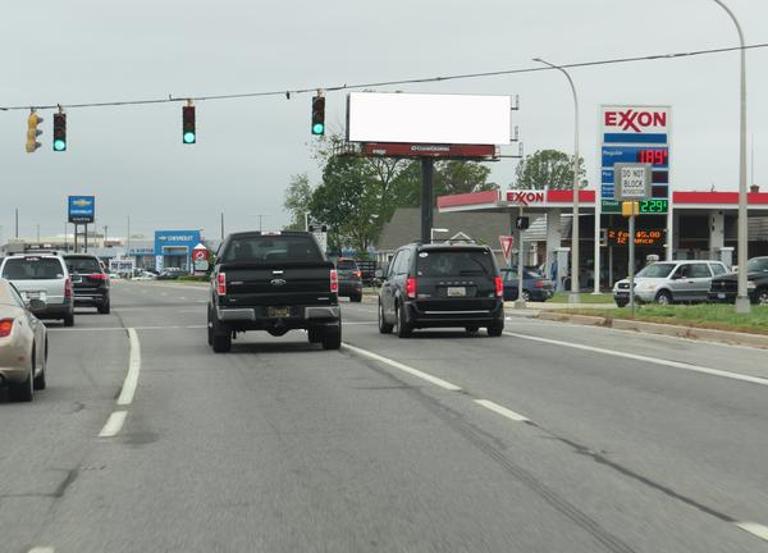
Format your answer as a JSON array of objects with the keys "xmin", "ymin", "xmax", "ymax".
[{"xmin": 0, "ymin": 42, "xmax": 767, "ymax": 112}]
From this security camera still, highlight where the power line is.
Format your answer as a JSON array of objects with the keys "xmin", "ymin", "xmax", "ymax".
[{"xmin": 1, "ymin": 42, "xmax": 767, "ymax": 112}]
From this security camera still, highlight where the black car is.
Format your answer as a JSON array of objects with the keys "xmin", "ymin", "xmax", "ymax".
[
  {"xmin": 207, "ymin": 231, "xmax": 341, "ymax": 352},
  {"xmin": 377, "ymin": 242, "xmax": 504, "ymax": 337},
  {"xmin": 63, "ymin": 254, "xmax": 111, "ymax": 314},
  {"xmin": 709, "ymin": 256, "xmax": 768, "ymax": 305},
  {"xmin": 501, "ymin": 267, "xmax": 554, "ymax": 302},
  {"xmin": 336, "ymin": 258, "xmax": 363, "ymax": 302}
]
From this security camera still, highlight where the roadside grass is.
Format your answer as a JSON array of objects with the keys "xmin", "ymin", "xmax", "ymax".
[
  {"xmin": 549, "ymin": 292, "xmax": 614, "ymax": 304},
  {"xmin": 560, "ymin": 304, "xmax": 768, "ymax": 335}
]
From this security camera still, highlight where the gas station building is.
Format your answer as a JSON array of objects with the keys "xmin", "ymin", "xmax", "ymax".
[{"xmin": 437, "ymin": 187, "xmax": 768, "ymax": 290}]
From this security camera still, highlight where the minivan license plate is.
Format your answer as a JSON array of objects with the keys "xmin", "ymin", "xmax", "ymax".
[
  {"xmin": 717, "ymin": 293, "xmax": 726, "ymax": 299},
  {"xmin": 447, "ymin": 287, "xmax": 466, "ymax": 297},
  {"xmin": 267, "ymin": 306, "xmax": 291, "ymax": 318}
]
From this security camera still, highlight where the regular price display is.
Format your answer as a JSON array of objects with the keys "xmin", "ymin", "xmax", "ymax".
[
  {"xmin": 639, "ymin": 199, "xmax": 668, "ymax": 214},
  {"xmin": 636, "ymin": 149, "xmax": 669, "ymax": 166}
]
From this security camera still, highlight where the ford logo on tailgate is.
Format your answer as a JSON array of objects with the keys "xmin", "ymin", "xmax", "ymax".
[{"xmin": 270, "ymin": 278, "xmax": 287, "ymax": 287}]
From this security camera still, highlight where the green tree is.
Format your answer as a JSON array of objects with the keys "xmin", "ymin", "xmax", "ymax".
[
  {"xmin": 282, "ymin": 173, "xmax": 312, "ymax": 230},
  {"xmin": 434, "ymin": 160, "xmax": 496, "ymax": 196},
  {"xmin": 514, "ymin": 149, "xmax": 586, "ymax": 190}
]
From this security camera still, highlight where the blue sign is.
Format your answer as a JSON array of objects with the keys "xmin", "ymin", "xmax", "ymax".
[
  {"xmin": 68, "ymin": 195, "xmax": 95, "ymax": 223},
  {"xmin": 154, "ymin": 230, "xmax": 201, "ymax": 257}
]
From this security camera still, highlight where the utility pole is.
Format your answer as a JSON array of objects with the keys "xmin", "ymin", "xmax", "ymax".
[
  {"xmin": 220, "ymin": 212, "xmax": 225, "ymax": 241},
  {"xmin": 126, "ymin": 216, "xmax": 131, "ymax": 254},
  {"xmin": 15, "ymin": 208, "xmax": 19, "ymax": 239},
  {"xmin": 36, "ymin": 224, "xmax": 40, "ymax": 244},
  {"xmin": 104, "ymin": 225, "xmax": 108, "ymax": 247},
  {"xmin": 420, "ymin": 158, "xmax": 434, "ymax": 243}
]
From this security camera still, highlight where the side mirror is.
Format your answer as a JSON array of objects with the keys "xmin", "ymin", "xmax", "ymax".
[{"xmin": 28, "ymin": 298, "xmax": 47, "ymax": 311}]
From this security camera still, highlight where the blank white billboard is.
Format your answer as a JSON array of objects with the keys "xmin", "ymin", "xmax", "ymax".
[{"xmin": 347, "ymin": 92, "xmax": 511, "ymax": 145}]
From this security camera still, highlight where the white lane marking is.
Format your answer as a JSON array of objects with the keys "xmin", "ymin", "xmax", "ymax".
[
  {"xmin": 49, "ymin": 325, "xmax": 206, "ymax": 332},
  {"xmin": 98, "ymin": 410, "xmax": 127, "ymax": 438},
  {"xmin": 474, "ymin": 399, "xmax": 530, "ymax": 422},
  {"xmin": 342, "ymin": 343, "xmax": 462, "ymax": 392},
  {"xmin": 736, "ymin": 522, "xmax": 768, "ymax": 542},
  {"xmin": 117, "ymin": 328, "xmax": 141, "ymax": 406},
  {"xmin": 28, "ymin": 548, "xmax": 55, "ymax": 553},
  {"xmin": 504, "ymin": 331, "xmax": 768, "ymax": 388},
  {"xmin": 343, "ymin": 322, "xmax": 377, "ymax": 326}
]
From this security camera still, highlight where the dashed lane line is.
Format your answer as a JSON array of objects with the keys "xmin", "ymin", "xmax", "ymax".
[
  {"xmin": 98, "ymin": 410, "xmax": 127, "ymax": 438},
  {"xmin": 117, "ymin": 328, "xmax": 141, "ymax": 406},
  {"xmin": 474, "ymin": 399, "xmax": 530, "ymax": 422},
  {"xmin": 735, "ymin": 522, "xmax": 768, "ymax": 543}
]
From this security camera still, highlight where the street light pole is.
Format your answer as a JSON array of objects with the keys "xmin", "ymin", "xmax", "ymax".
[
  {"xmin": 712, "ymin": 0, "xmax": 750, "ymax": 313},
  {"xmin": 534, "ymin": 58, "xmax": 580, "ymax": 303}
]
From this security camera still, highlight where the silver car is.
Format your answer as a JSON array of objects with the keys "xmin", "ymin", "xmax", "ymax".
[
  {"xmin": 613, "ymin": 260, "xmax": 729, "ymax": 307},
  {"xmin": 0, "ymin": 252, "xmax": 75, "ymax": 326},
  {"xmin": 0, "ymin": 279, "xmax": 48, "ymax": 402}
]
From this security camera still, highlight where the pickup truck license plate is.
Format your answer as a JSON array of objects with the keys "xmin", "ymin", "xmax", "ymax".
[
  {"xmin": 447, "ymin": 287, "xmax": 466, "ymax": 297},
  {"xmin": 267, "ymin": 306, "xmax": 291, "ymax": 318}
]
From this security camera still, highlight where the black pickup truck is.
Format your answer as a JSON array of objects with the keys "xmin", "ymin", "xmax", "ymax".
[{"xmin": 207, "ymin": 231, "xmax": 341, "ymax": 352}]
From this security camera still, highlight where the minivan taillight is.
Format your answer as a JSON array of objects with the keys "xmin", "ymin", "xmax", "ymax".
[
  {"xmin": 216, "ymin": 272, "xmax": 227, "ymax": 296},
  {"xmin": 406, "ymin": 276, "xmax": 417, "ymax": 299},
  {"xmin": 0, "ymin": 318, "xmax": 14, "ymax": 338},
  {"xmin": 330, "ymin": 269, "xmax": 339, "ymax": 293},
  {"xmin": 86, "ymin": 273, "xmax": 109, "ymax": 281},
  {"xmin": 494, "ymin": 275, "xmax": 504, "ymax": 298},
  {"xmin": 354, "ymin": 270, "xmax": 362, "ymax": 279},
  {"xmin": 64, "ymin": 277, "xmax": 73, "ymax": 299}
]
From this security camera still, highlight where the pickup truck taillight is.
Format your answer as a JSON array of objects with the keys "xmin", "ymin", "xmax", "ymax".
[
  {"xmin": 330, "ymin": 270, "xmax": 339, "ymax": 294},
  {"xmin": 216, "ymin": 273, "xmax": 227, "ymax": 296},
  {"xmin": 406, "ymin": 276, "xmax": 417, "ymax": 299},
  {"xmin": 0, "ymin": 318, "xmax": 14, "ymax": 338},
  {"xmin": 64, "ymin": 277, "xmax": 73, "ymax": 299},
  {"xmin": 495, "ymin": 275, "xmax": 504, "ymax": 297}
]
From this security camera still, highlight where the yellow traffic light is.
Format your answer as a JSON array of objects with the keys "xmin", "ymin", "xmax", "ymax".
[
  {"xmin": 621, "ymin": 201, "xmax": 639, "ymax": 217},
  {"xmin": 26, "ymin": 111, "xmax": 43, "ymax": 153}
]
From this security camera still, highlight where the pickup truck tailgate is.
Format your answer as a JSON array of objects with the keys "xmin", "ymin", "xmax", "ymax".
[{"xmin": 220, "ymin": 263, "xmax": 333, "ymax": 306}]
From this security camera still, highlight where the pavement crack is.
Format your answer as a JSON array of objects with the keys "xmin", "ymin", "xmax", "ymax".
[{"xmin": 53, "ymin": 468, "xmax": 79, "ymax": 498}]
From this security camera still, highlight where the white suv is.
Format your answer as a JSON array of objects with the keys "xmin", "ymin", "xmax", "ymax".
[
  {"xmin": 613, "ymin": 260, "xmax": 728, "ymax": 307},
  {"xmin": 0, "ymin": 252, "xmax": 75, "ymax": 326}
]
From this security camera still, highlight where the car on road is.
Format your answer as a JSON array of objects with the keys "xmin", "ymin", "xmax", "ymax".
[
  {"xmin": 613, "ymin": 260, "xmax": 728, "ymax": 307},
  {"xmin": 0, "ymin": 252, "xmax": 75, "ymax": 326},
  {"xmin": 377, "ymin": 241, "xmax": 504, "ymax": 337},
  {"xmin": 501, "ymin": 267, "xmax": 554, "ymax": 302},
  {"xmin": 709, "ymin": 256, "xmax": 768, "ymax": 305},
  {"xmin": 0, "ymin": 279, "xmax": 48, "ymax": 401},
  {"xmin": 207, "ymin": 231, "xmax": 341, "ymax": 352},
  {"xmin": 63, "ymin": 254, "xmax": 111, "ymax": 314},
  {"xmin": 156, "ymin": 267, "xmax": 186, "ymax": 280},
  {"xmin": 132, "ymin": 270, "xmax": 157, "ymax": 281},
  {"xmin": 336, "ymin": 258, "xmax": 363, "ymax": 302}
]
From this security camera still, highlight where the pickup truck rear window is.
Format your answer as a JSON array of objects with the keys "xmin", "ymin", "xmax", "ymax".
[
  {"xmin": 2, "ymin": 258, "xmax": 65, "ymax": 280},
  {"xmin": 416, "ymin": 249, "xmax": 494, "ymax": 278},
  {"xmin": 222, "ymin": 235, "xmax": 323, "ymax": 264}
]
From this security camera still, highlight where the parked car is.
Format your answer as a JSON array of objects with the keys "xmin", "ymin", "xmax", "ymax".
[
  {"xmin": 377, "ymin": 242, "xmax": 504, "ymax": 337},
  {"xmin": 501, "ymin": 267, "xmax": 554, "ymax": 302},
  {"xmin": 0, "ymin": 252, "xmax": 74, "ymax": 326},
  {"xmin": 0, "ymin": 279, "xmax": 48, "ymax": 401},
  {"xmin": 613, "ymin": 260, "xmax": 728, "ymax": 307},
  {"xmin": 156, "ymin": 268, "xmax": 186, "ymax": 280},
  {"xmin": 207, "ymin": 231, "xmax": 341, "ymax": 352},
  {"xmin": 63, "ymin": 254, "xmax": 111, "ymax": 314},
  {"xmin": 336, "ymin": 258, "xmax": 363, "ymax": 302},
  {"xmin": 132, "ymin": 270, "xmax": 157, "ymax": 281},
  {"xmin": 709, "ymin": 256, "xmax": 768, "ymax": 305}
]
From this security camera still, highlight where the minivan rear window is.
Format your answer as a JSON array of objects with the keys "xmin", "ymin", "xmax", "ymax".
[
  {"xmin": 222, "ymin": 235, "xmax": 323, "ymax": 263},
  {"xmin": 2, "ymin": 258, "xmax": 65, "ymax": 280},
  {"xmin": 66, "ymin": 257, "xmax": 102, "ymax": 274},
  {"xmin": 416, "ymin": 249, "xmax": 494, "ymax": 278},
  {"xmin": 337, "ymin": 259, "xmax": 357, "ymax": 270}
]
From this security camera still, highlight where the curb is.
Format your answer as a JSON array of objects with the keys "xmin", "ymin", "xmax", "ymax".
[{"xmin": 536, "ymin": 311, "xmax": 768, "ymax": 349}]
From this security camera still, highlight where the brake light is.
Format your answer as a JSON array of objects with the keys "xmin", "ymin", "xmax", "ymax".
[
  {"xmin": 406, "ymin": 276, "xmax": 417, "ymax": 299},
  {"xmin": 216, "ymin": 272, "xmax": 227, "ymax": 296},
  {"xmin": 86, "ymin": 273, "xmax": 109, "ymax": 281},
  {"xmin": 0, "ymin": 318, "xmax": 13, "ymax": 338},
  {"xmin": 535, "ymin": 280, "xmax": 545, "ymax": 289},
  {"xmin": 354, "ymin": 270, "xmax": 362, "ymax": 279},
  {"xmin": 494, "ymin": 275, "xmax": 504, "ymax": 298},
  {"xmin": 64, "ymin": 277, "xmax": 73, "ymax": 299},
  {"xmin": 330, "ymin": 269, "xmax": 339, "ymax": 294}
]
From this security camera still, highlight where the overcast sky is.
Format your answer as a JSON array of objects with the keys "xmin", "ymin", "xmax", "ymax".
[{"xmin": 1, "ymin": 0, "xmax": 766, "ymax": 241}]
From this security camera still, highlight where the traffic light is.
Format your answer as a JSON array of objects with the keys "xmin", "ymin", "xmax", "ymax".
[
  {"xmin": 53, "ymin": 112, "xmax": 67, "ymax": 152},
  {"xmin": 25, "ymin": 111, "xmax": 43, "ymax": 153},
  {"xmin": 515, "ymin": 216, "xmax": 530, "ymax": 230},
  {"xmin": 182, "ymin": 105, "xmax": 196, "ymax": 144},
  {"xmin": 311, "ymin": 95, "xmax": 325, "ymax": 136}
]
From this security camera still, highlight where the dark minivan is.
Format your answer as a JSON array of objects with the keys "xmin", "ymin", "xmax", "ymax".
[
  {"xmin": 336, "ymin": 257, "xmax": 363, "ymax": 302},
  {"xmin": 377, "ymin": 242, "xmax": 504, "ymax": 338},
  {"xmin": 63, "ymin": 254, "xmax": 111, "ymax": 314}
]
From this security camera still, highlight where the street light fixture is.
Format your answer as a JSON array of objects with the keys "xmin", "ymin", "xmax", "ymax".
[
  {"xmin": 712, "ymin": 0, "xmax": 750, "ymax": 313},
  {"xmin": 534, "ymin": 57, "xmax": 581, "ymax": 303}
]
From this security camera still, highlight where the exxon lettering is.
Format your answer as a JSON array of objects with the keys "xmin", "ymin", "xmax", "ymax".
[
  {"xmin": 604, "ymin": 109, "xmax": 667, "ymax": 133},
  {"xmin": 507, "ymin": 191, "xmax": 545, "ymax": 206}
]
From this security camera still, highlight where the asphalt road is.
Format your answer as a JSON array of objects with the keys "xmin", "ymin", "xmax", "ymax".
[{"xmin": 2, "ymin": 281, "xmax": 767, "ymax": 553}]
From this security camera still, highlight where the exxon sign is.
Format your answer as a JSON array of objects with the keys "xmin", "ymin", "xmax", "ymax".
[{"xmin": 602, "ymin": 105, "xmax": 670, "ymax": 145}]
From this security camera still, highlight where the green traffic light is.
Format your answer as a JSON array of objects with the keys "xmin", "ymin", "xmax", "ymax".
[
  {"xmin": 183, "ymin": 131, "xmax": 196, "ymax": 144},
  {"xmin": 53, "ymin": 139, "xmax": 67, "ymax": 151},
  {"xmin": 312, "ymin": 123, "xmax": 325, "ymax": 135}
]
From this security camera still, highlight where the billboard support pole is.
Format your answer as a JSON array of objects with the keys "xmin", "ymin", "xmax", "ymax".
[
  {"xmin": 84, "ymin": 224, "xmax": 88, "ymax": 253},
  {"xmin": 74, "ymin": 224, "xmax": 79, "ymax": 253},
  {"xmin": 421, "ymin": 158, "xmax": 434, "ymax": 244}
]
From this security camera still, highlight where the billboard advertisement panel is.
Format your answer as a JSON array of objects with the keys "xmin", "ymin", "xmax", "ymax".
[
  {"xmin": 68, "ymin": 195, "xmax": 95, "ymax": 224},
  {"xmin": 347, "ymin": 92, "xmax": 511, "ymax": 145}
]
